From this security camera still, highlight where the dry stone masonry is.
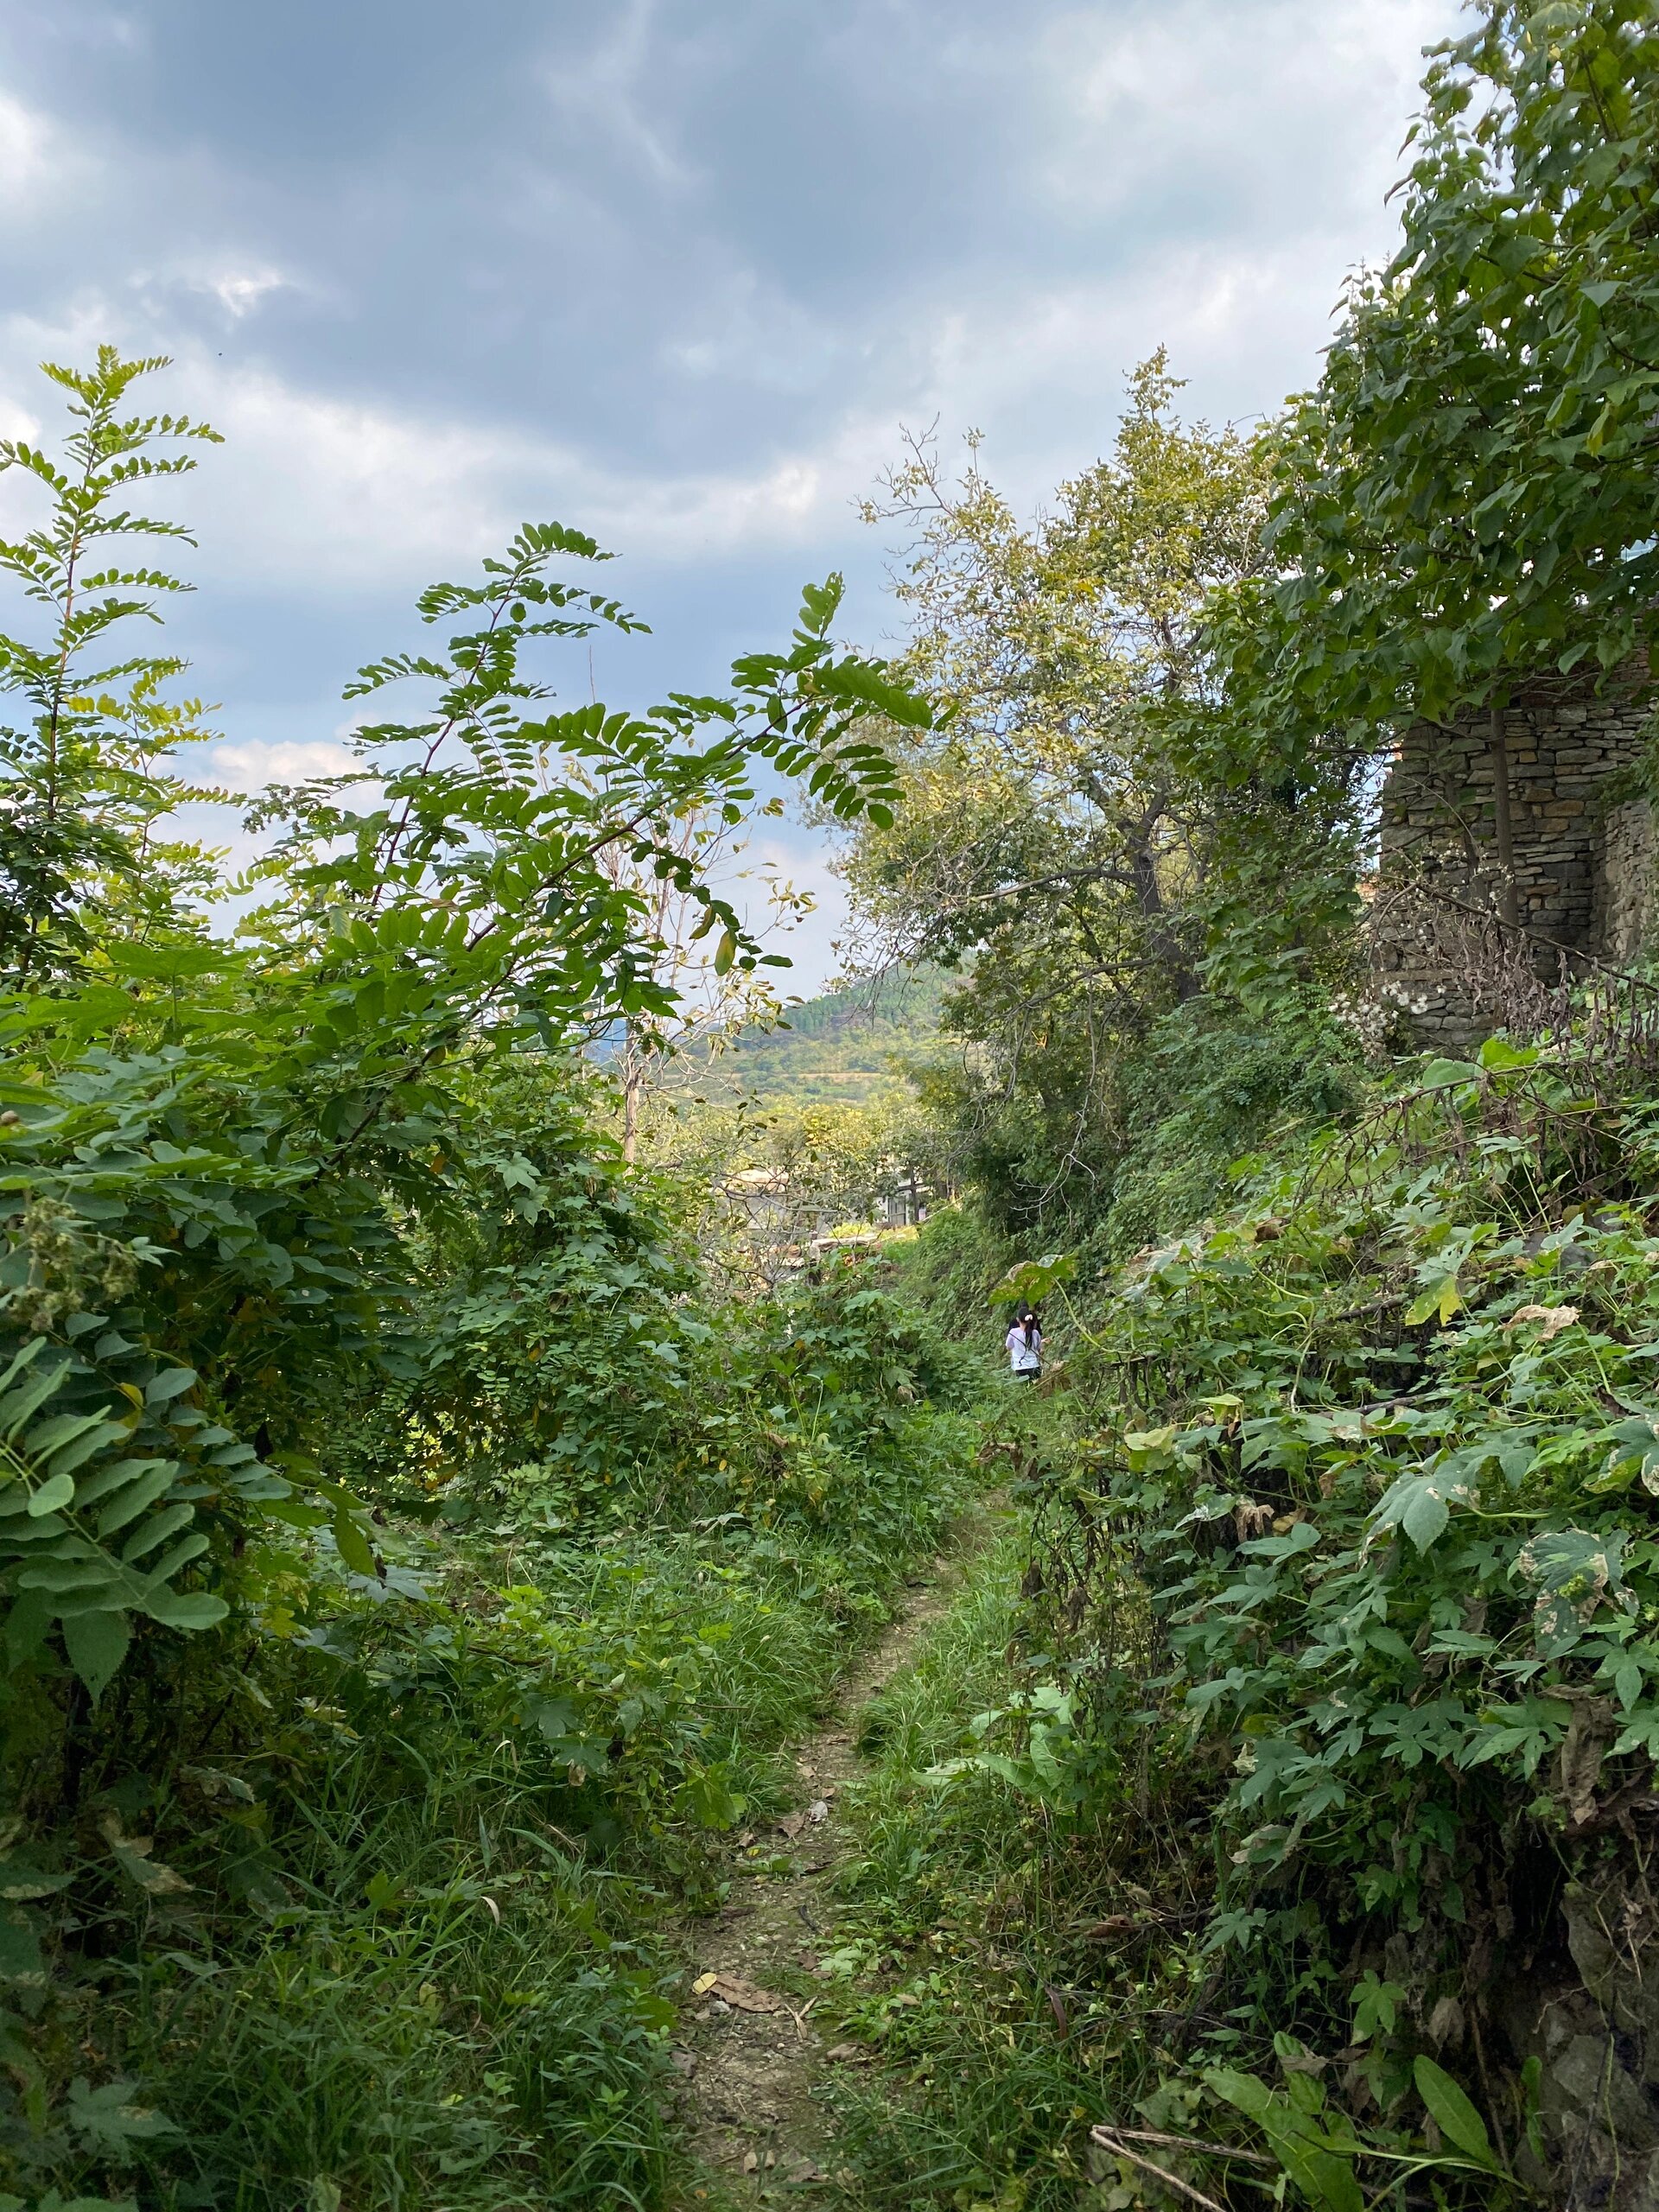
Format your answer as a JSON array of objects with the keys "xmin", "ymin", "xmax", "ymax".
[{"xmin": 1374, "ymin": 658, "xmax": 1655, "ymax": 1043}]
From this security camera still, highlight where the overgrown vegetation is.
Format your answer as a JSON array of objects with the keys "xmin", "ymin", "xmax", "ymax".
[
  {"xmin": 845, "ymin": 351, "xmax": 1361, "ymax": 1247},
  {"xmin": 798, "ymin": 8, "xmax": 1659, "ymax": 2209},
  {"xmin": 0, "ymin": 348, "xmax": 984, "ymax": 2209},
  {"xmin": 814, "ymin": 1039, "xmax": 1659, "ymax": 2211},
  {"xmin": 4, "ymin": 4, "xmax": 1658, "ymax": 2207}
]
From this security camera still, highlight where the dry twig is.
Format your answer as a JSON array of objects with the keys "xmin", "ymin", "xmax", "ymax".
[{"xmin": 1089, "ymin": 2128, "xmax": 1230, "ymax": 2212}]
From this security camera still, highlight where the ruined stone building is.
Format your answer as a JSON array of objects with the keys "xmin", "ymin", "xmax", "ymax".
[{"xmin": 1373, "ymin": 658, "xmax": 1655, "ymax": 1043}]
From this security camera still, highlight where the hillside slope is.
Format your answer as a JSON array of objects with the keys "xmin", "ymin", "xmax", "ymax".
[{"xmin": 686, "ymin": 964, "xmax": 954, "ymax": 1106}]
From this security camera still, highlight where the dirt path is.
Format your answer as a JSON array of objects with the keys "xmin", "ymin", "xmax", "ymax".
[{"xmin": 668, "ymin": 1526, "xmax": 988, "ymax": 2205}]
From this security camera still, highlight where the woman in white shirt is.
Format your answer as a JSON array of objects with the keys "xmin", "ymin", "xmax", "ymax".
[{"xmin": 1006, "ymin": 1308, "xmax": 1042, "ymax": 1381}]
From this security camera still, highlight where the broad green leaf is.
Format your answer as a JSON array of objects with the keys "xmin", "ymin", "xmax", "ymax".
[
  {"xmin": 143, "ymin": 1534, "xmax": 210, "ymax": 1586},
  {"xmin": 120, "ymin": 1502, "xmax": 196, "ymax": 1563},
  {"xmin": 813, "ymin": 657, "xmax": 931, "ymax": 729},
  {"xmin": 66, "ymin": 2075, "xmax": 180, "ymax": 2145},
  {"xmin": 143, "ymin": 1367, "xmax": 199, "ymax": 1407},
  {"xmin": 1205, "ymin": 2065, "xmax": 1274, "ymax": 2119},
  {"xmin": 332, "ymin": 1508, "xmax": 378, "ymax": 1579},
  {"xmin": 1418, "ymin": 1058, "xmax": 1482, "ymax": 1090},
  {"xmin": 105, "ymin": 941, "xmax": 229, "ymax": 979},
  {"xmin": 1371, "ymin": 1464, "xmax": 1471, "ymax": 1553},
  {"xmin": 141, "ymin": 1590, "xmax": 229, "ymax": 1633},
  {"xmin": 0, "ymin": 1380, "xmax": 77, "ymax": 1454},
  {"xmin": 1478, "ymin": 1035, "xmax": 1538, "ymax": 1071},
  {"xmin": 0, "ymin": 1864, "xmax": 72, "ymax": 1903},
  {"xmin": 27, "ymin": 1473, "xmax": 74, "ymax": 1518},
  {"xmin": 1402, "ymin": 1483, "xmax": 1450, "ymax": 1550},
  {"xmin": 0, "ymin": 1905, "xmax": 44, "ymax": 1986},
  {"xmin": 987, "ymin": 1252, "xmax": 1077, "ymax": 1307},
  {"xmin": 1516, "ymin": 1528, "xmax": 1630, "ymax": 1655},
  {"xmin": 682, "ymin": 1766, "xmax": 745, "ymax": 1829},
  {"xmin": 3, "ymin": 1587, "xmax": 54, "ymax": 1665},
  {"xmin": 74, "ymin": 1456, "xmax": 177, "ymax": 1511},
  {"xmin": 1351, "ymin": 1971, "xmax": 1405, "ymax": 2041},
  {"xmin": 23, "ymin": 1410, "xmax": 123, "ymax": 1474},
  {"xmin": 1205, "ymin": 2069, "xmax": 1363, "ymax": 2212},
  {"xmin": 95, "ymin": 1464, "xmax": 181, "ymax": 1536},
  {"xmin": 1277, "ymin": 2135, "xmax": 1363, "ymax": 2212},
  {"xmin": 1414, "ymin": 2056, "xmax": 1499, "ymax": 2169},
  {"xmin": 1404, "ymin": 1272, "xmax": 1463, "ymax": 1326},
  {"xmin": 61, "ymin": 1609, "xmax": 130, "ymax": 1701}
]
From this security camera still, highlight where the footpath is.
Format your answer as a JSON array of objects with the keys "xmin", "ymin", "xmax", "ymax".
[{"xmin": 669, "ymin": 1515, "xmax": 996, "ymax": 2205}]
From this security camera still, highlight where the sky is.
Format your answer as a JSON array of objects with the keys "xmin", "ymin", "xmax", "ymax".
[{"xmin": 0, "ymin": 0, "xmax": 1461, "ymax": 989}]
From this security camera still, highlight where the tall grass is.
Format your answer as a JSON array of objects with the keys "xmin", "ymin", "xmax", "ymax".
[
  {"xmin": 43, "ymin": 1468, "xmax": 983, "ymax": 2207},
  {"xmin": 101, "ymin": 1692, "xmax": 675, "ymax": 2209},
  {"xmin": 825, "ymin": 1510, "xmax": 1161, "ymax": 2210}
]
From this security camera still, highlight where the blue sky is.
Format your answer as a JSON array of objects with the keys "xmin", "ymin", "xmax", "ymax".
[{"xmin": 0, "ymin": 0, "xmax": 1458, "ymax": 987}]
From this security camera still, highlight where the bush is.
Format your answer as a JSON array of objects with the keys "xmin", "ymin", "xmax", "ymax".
[{"xmin": 1001, "ymin": 1039, "xmax": 1659, "ymax": 2191}]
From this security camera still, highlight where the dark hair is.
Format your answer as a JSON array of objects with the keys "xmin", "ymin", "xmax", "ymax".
[{"xmin": 1021, "ymin": 1310, "xmax": 1038, "ymax": 1349}]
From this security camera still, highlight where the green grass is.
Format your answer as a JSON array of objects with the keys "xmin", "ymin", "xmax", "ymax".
[
  {"xmin": 96, "ymin": 1701, "xmax": 676, "ymax": 2209},
  {"xmin": 819, "ymin": 1510, "xmax": 1177, "ymax": 2211},
  {"xmin": 7, "ymin": 1260, "xmax": 996, "ymax": 2211},
  {"xmin": 864, "ymin": 1521, "xmax": 1020, "ymax": 1743},
  {"xmin": 41, "ymin": 1471, "xmax": 987, "ymax": 2208}
]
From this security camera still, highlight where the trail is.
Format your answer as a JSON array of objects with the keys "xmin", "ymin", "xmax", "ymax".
[{"xmin": 668, "ymin": 1511, "xmax": 997, "ymax": 2204}]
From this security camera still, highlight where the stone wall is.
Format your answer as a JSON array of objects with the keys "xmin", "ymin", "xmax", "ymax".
[
  {"xmin": 1374, "ymin": 664, "xmax": 1654, "ymax": 1042},
  {"xmin": 1598, "ymin": 797, "xmax": 1657, "ymax": 965}
]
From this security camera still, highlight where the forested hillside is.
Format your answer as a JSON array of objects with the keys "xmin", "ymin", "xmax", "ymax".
[
  {"xmin": 2, "ymin": 5, "xmax": 1658, "ymax": 2210},
  {"xmin": 674, "ymin": 967, "xmax": 950, "ymax": 1108}
]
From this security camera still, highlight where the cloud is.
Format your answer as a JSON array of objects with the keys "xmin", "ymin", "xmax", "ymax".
[
  {"xmin": 208, "ymin": 737, "xmax": 359, "ymax": 785},
  {"xmin": 197, "ymin": 267, "xmax": 296, "ymax": 320},
  {"xmin": 0, "ymin": 0, "xmax": 1466, "ymax": 915},
  {"xmin": 537, "ymin": 0, "xmax": 697, "ymax": 190},
  {"xmin": 0, "ymin": 91, "xmax": 66, "ymax": 208},
  {"xmin": 661, "ymin": 272, "xmax": 849, "ymax": 397},
  {"xmin": 1035, "ymin": 0, "xmax": 1446, "ymax": 233},
  {"xmin": 124, "ymin": 3, "xmax": 1457, "ymax": 593},
  {"xmin": 99, "ymin": 343, "xmax": 900, "ymax": 589}
]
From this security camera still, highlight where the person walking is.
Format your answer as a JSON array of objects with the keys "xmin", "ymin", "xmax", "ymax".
[{"xmin": 1005, "ymin": 1306, "xmax": 1042, "ymax": 1382}]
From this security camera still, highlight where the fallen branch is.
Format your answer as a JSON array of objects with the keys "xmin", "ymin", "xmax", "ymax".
[
  {"xmin": 1095, "ymin": 2124, "xmax": 1272, "ymax": 2166},
  {"xmin": 1089, "ymin": 2129, "xmax": 1230, "ymax": 2212}
]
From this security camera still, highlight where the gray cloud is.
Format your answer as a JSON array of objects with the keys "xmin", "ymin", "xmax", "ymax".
[{"xmin": 0, "ymin": 0, "xmax": 1460, "ymax": 984}]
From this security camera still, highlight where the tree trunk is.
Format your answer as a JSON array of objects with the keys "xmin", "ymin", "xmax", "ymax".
[
  {"xmin": 621, "ymin": 1021, "xmax": 640, "ymax": 1164},
  {"xmin": 1123, "ymin": 803, "xmax": 1200, "ymax": 1003}
]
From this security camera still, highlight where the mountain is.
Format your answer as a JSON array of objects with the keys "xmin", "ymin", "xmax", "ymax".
[{"xmin": 687, "ymin": 964, "xmax": 954, "ymax": 1106}]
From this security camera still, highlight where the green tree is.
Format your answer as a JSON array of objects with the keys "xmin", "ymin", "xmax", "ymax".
[
  {"xmin": 852, "ymin": 353, "xmax": 1270, "ymax": 995},
  {"xmin": 846, "ymin": 359, "xmax": 1353, "ymax": 1233},
  {"xmin": 1218, "ymin": 0, "xmax": 1659, "ymax": 924},
  {"xmin": 0, "ymin": 347, "xmax": 232, "ymax": 976},
  {"xmin": 0, "ymin": 349, "xmax": 925, "ymax": 1699}
]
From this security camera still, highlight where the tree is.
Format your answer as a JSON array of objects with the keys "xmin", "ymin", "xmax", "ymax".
[
  {"xmin": 1219, "ymin": 0, "xmax": 1659, "ymax": 926},
  {"xmin": 0, "ymin": 348, "xmax": 232, "ymax": 976},
  {"xmin": 852, "ymin": 354, "xmax": 1270, "ymax": 983},
  {"xmin": 842, "ymin": 357, "xmax": 1299, "ymax": 1224},
  {"xmin": 0, "ymin": 349, "xmax": 927, "ymax": 1696},
  {"xmin": 584, "ymin": 791, "xmax": 812, "ymax": 1160}
]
